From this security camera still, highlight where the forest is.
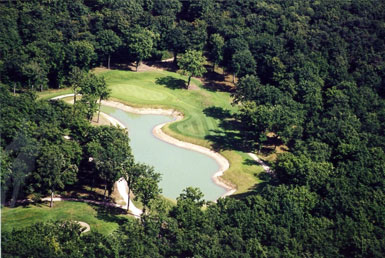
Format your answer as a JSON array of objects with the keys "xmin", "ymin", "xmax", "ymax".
[{"xmin": 1, "ymin": 0, "xmax": 385, "ymax": 257}]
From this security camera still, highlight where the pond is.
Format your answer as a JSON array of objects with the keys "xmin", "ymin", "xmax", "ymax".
[{"xmin": 101, "ymin": 106, "xmax": 227, "ymax": 201}]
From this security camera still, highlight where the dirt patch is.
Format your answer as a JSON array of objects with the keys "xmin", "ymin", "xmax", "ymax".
[
  {"xmin": 188, "ymin": 83, "xmax": 200, "ymax": 90},
  {"xmin": 90, "ymin": 113, "xmax": 111, "ymax": 126}
]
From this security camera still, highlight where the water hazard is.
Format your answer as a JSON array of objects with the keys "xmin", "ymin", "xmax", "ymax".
[{"xmin": 101, "ymin": 106, "xmax": 227, "ymax": 201}]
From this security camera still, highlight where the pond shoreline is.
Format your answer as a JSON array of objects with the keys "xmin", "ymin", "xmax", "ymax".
[
  {"xmin": 52, "ymin": 94, "xmax": 236, "ymax": 201},
  {"xmin": 101, "ymin": 100, "xmax": 236, "ymax": 199}
]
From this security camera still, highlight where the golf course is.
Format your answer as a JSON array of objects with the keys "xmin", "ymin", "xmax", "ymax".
[
  {"xmin": 41, "ymin": 67, "xmax": 265, "ymax": 195},
  {"xmin": 3, "ymin": 1, "xmax": 384, "ymax": 255},
  {"xmin": 2, "ymin": 66, "xmax": 265, "ymax": 235}
]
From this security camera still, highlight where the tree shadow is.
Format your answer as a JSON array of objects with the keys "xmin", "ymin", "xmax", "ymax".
[
  {"xmin": 110, "ymin": 63, "xmax": 134, "ymax": 71},
  {"xmin": 145, "ymin": 60, "xmax": 178, "ymax": 72},
  {"xmin": 243, "ymin": 158, "xmax": 259, "ymax": 166},
  {"xmin": 203, "ymin": 106, "xmax": 231, "ymax": 119},
  {"xmin": 203, "ymin": 106, "xmax": 281, "ymax": 199},
  {"xmin": 256, "ymin": 135, "xmax": 286, "ymax": 157},
  {"xmin": 91, "ymin": 204, "xmax": 129, "ymax": 225},
  {"xmin": 155, "ymin": 76, "xmax": 186, "ymax": 90},
  {"xmin": 203, "ymin": 81, "xmax": 235, "ymax": 93},
  {"xmin": 203, "ymin": 106, "xmax": 255, "ymax": 152},
  {"xmin": 230, "ymin": 172, "xmax": 278, "ymax": 200},
  {"xmin": 60, "ymin": 184, "xmax": 108, "ymax": 202},
  {"xmin": 202, "ymin": 69, "xmax": 234, "ymax": 93},
  {"xmin": 206, "ymin": 130, "xmax": 248, "ymax": 152}
]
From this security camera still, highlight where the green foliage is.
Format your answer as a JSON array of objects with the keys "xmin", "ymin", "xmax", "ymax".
[
  {"xmin": 208, "ymin": 33, "xmax": 224, "ymax": 69},
  {"xmin": 21, "ymin": 59, "xmax": 48, "ymax": 91},
  {"xmin": 176, "ymin": 187, "xmax": 205, "ymax": 207},
  {"xmin": 2, "ymin": 220, "xmax": 120, "ymax": 257},
  {"xmin": 2, "ymin": 221, "xmax": 83, "ymax": 257},
  {"xmin": 36, "ymin": 143, "xmax": 80, "ymax": 201},
  {"xmin": 238, "ymin": 102, "xmax": 273, "ymax": 151},
  {"xmin": 153, "ymin": 0, "xmax": 182, "ymax": 17},
  {"xmin": 67, "ymin": 40, "xmax": 96, "ymax": 71},
  {"xmin": 178, "ymin": 49, "xmax": 206, "ymax": 87},
  {"xmin": 274, "ymin": 153, "xmax": 333, "ymax": 193},
  {"xmin": 2, "ymin": 0, "xmax": 385, "ymax": 256},
  {"xmin": 233, "ymin": 74, "xmax": 262, "ymax": 103},
  {"xmin": 79, "ymin": 73, "xmax": 109, "ymax": 120},
  {"xmin": 134, "ymin": 165, "xmax": 162, "ymax": 215},
  {"xmin": 86, "ymin": 126, "xmax": 133, "ymax": 197},
  {"xmin": 230, "ymin": 49, "xmax": 256, "ymax": 79},
  {"xmin": 127, "ymin": 29, "xmax": 155, "ymax": 71},
  {"xmin": 95, "ymin": 29, "xmax": 122, "ymax": 69},
  {"xmin": 0, "ymin": 147, "xmax": 12, "ymax": 202}
]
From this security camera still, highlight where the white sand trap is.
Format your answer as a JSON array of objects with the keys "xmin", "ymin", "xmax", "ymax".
[{"xmin": 75, "ymin": 221, "xmax": 90, "ymax": 233}]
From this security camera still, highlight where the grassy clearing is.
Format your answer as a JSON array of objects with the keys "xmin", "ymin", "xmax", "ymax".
[
  {"xmin": 98, "ymin": 69, "xmax": 262, "ymax": 194},
  {"xmin": 38, "ymin": 88, "xmax": 72, "ymax": 100},
  {"xmin": 100, "ymin": 69, "xmax": 236, "ymax": 141},
  {"xmin": 1, "ymin": 201, "xmax": 132, "ymax": 235},
  {"xmin": 221, "ymin": 151, "xmax": 265, "ymax": 193},
  {"xmin": 37, "ymin": 68, "xmax": 264, "ymax": 195}
]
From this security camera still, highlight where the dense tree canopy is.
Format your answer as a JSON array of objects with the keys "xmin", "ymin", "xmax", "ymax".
[{"xmin": 2, "ymin": 0, "xmax": 385, "ymax": 257}]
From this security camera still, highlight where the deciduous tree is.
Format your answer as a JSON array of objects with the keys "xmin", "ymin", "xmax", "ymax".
[
  {"xmin": 95, "ymin": 29, "xmax": 122, "ymax": 69},
  {"xmin": 134, "ymin": 165, "xmax": 161, "ymax": 215},
  {"xmin": 127, "ymin": 29, "xmax": 155, "ymax": 71},
  {"xmin": 229, "ymin": 49, "xmax": 256, "ymax": 83},
  {"xmin": 36, "ymin": 143, "xmax": 79, "ymax": 208},
  {"xmin": 208, "ymin": 33, "xmax": 224, "ymax": 71},
  {"xmin": 178, "ymin": 49, "xmax": 206, "ymax": 88},
  {"xmin": 86, "ymin": 126, "xmax": 132, "ymax": 199}
]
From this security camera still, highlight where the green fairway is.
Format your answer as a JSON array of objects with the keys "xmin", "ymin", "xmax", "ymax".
[
  {"xmin": 1, "ymin": 201, "xmax": 132, "ymax": 235},
  {"xmin": 38, "ymin": 68, "xmax": 263, "ymax": 194},
  {"xmin": 100, "ymin": 69, "xmax": 237, "ymax": 142},
  {"xmin": 100, "ymin": 69, "xmax": 263, "ymax": 193}
]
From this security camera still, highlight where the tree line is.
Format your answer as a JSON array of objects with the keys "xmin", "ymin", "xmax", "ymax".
[
  {"xmin": 0, "ymin": 86, "xmax": 161, "ymax": 214},
  {"xmin": 1, "ymin": 0, "xmax": 385, "ymax": 257}
]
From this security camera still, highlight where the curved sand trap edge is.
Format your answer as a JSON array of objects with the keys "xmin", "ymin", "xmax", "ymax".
[
  {"xmin": 101, "ymin": 100, "xmax": 236, "ymax": 199},
  {"xmin": 75, "ymin": 221, "xmax": 90, "ymax": 233}
]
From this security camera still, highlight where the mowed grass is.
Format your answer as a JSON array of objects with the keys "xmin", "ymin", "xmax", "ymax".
[
  {"xmin": 38, "ymin": 68, "xmax": 263, "ymax": 195},
  {"xmin": 98, "ymin": 69, "xmax": 262, "ymax": 194},
  {"xmin": 100, "ymin": 69, "xmax": 236, "ymax": 142},
  {"xmin": 1, "ymin": 201, "xmax": 132, "ymax": 235}
]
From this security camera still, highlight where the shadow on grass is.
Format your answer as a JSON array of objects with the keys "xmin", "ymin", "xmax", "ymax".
[
  {"xmin": 230, "ymin": 172, "xmax": 278, "ymax": 200},
  {"xmin": 203, "ymin": 106, "xmax": 231, "ymax": 119},
  {"xmin": 203, "ymin": 106, "xmax": 255, "ymax": 152},
  {"xmin": 202, "ymin": 69, "xmax": 234, "ymax": 93},
  {"xmin": 155, "ymin": 76, "xmax": 186, "ymax": 90},
  {"xmin": 91, "ymin": 204, "xmax": 129, "ymax": 225},
  {"xmin": 110, "ymin": 63, "xmax": 134, "ymax": 71},
  {"xmin": 203, "ymin": 106, "xmax": 282, "ymax": 199},
  {"xmin": 145, "ymin": 60, "xmax": 178, "ymax": 72},
  {"xmin": 60, "ymin": 183, "xmax": 108, "ymax": 202},
  {"xmin": 203, "ymin": 81, "xmax": 234, "ymax": 93}
]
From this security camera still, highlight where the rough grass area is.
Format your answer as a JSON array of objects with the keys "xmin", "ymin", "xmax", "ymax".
[
  {"xmin": 38, "ymin": 88, "xmax": 72, "ymax": 100},
  {"xmin": 1, "ymin": 201, "xmax": 132, "ymax": 235},
  {"xmin": 38, "ymin": 68, "xmax": 265, "ymax": 195}
]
